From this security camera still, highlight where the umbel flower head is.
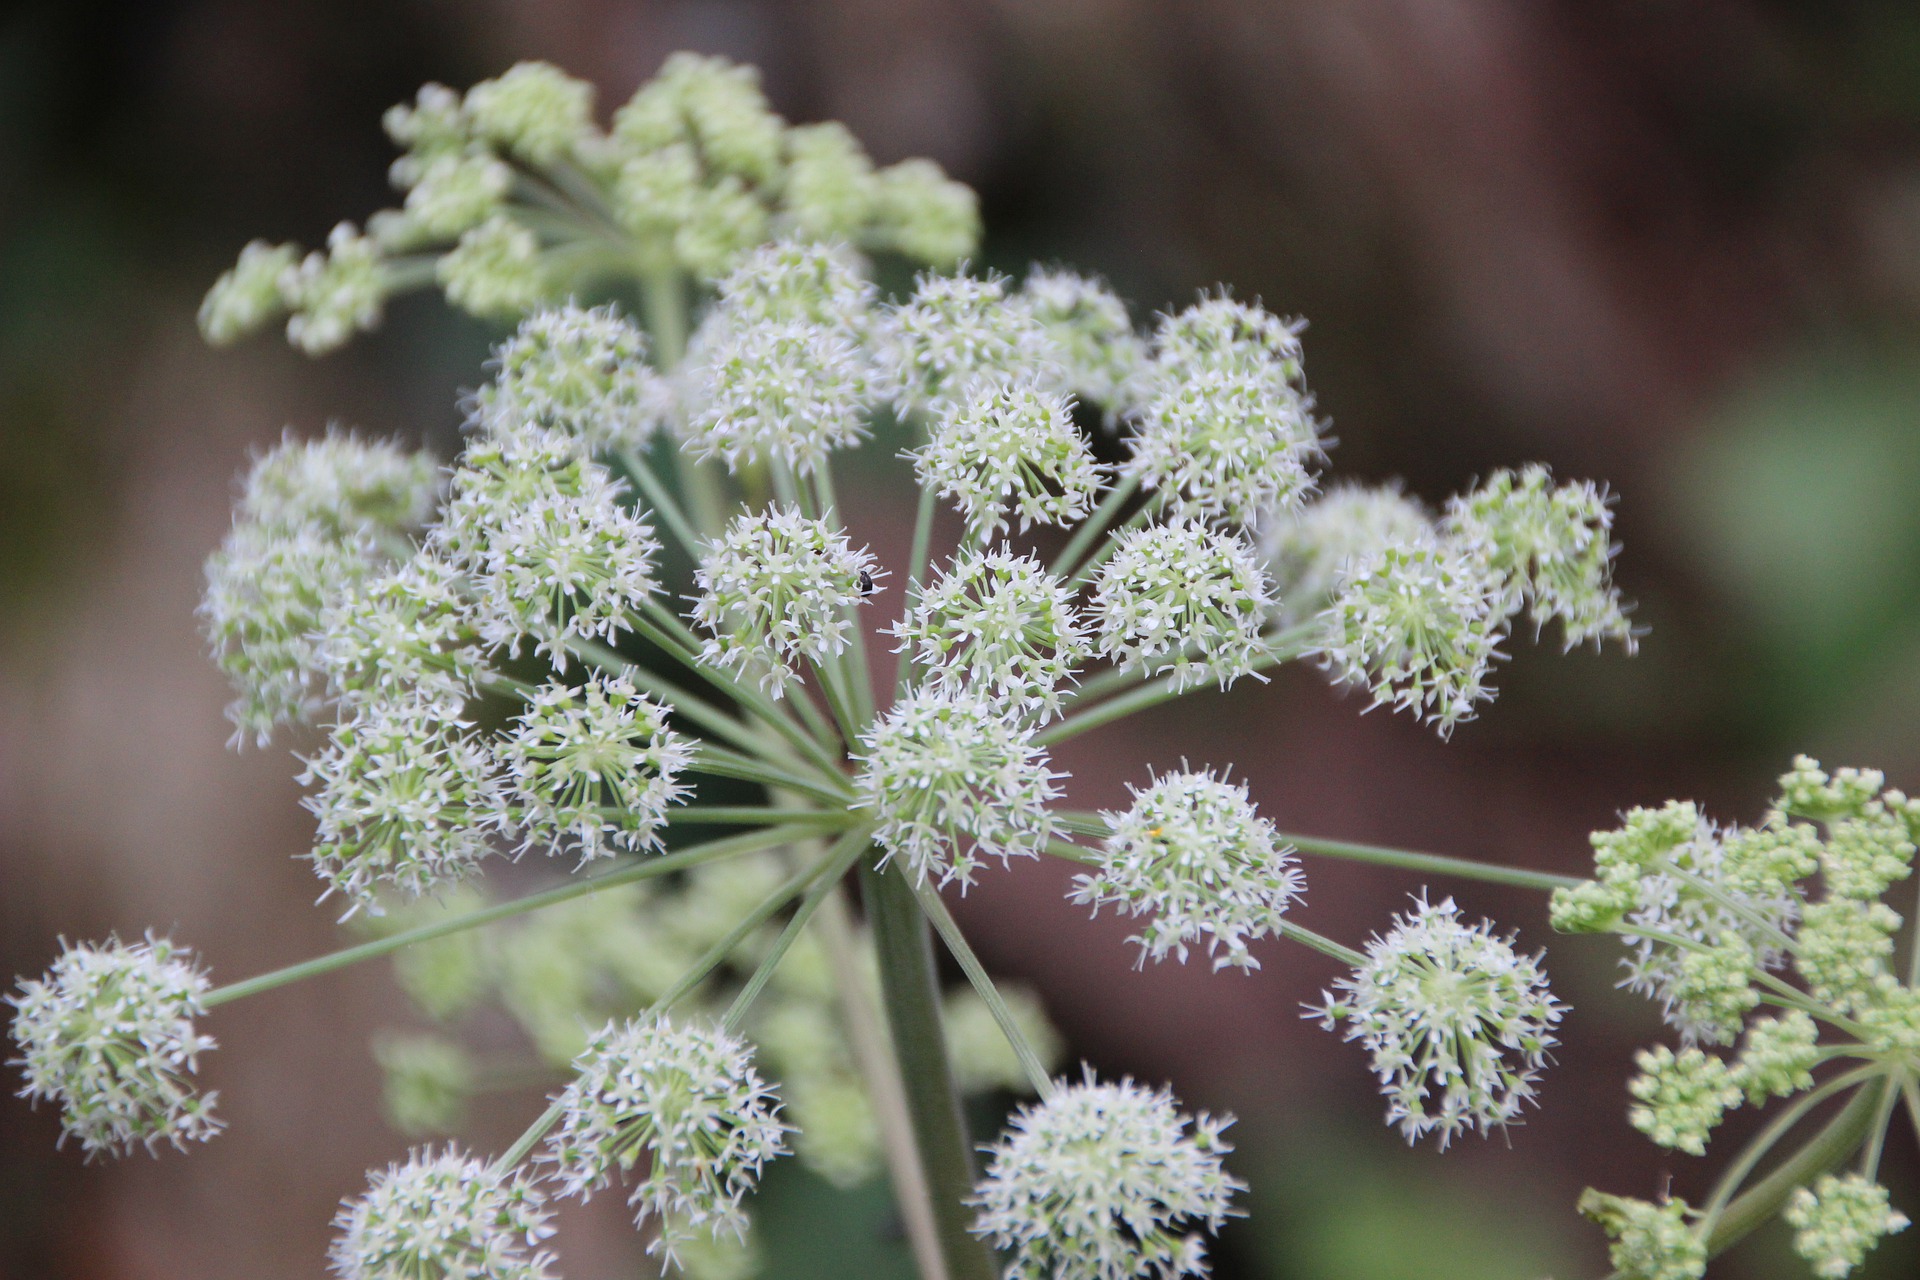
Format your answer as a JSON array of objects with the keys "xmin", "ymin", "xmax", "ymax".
[
  {"xmin": 970, "ymin": 1071, "xmax": 1244, "ymax": 1280},
  {"xmin": 915, "ymin": 380, "xmax": 1104, "ymax": 540},
  {"xmin": 500, "ymin": 672, "xmax": 694, "ymax": 862},
  {"xmin": 431, "ymin": 421, "xmax": 660, "ymax": 662},
  {"xmin": 329, "ymin": 1145, "xmax": 556, "ymax": 1280},
  {"xmin": 1021, "ymin": 267, "xmax": 1144, "ymax": 419},
  {"xmin": 690, "ymin": 504, "xmax": 882, "ymax": 697},
  {"xmin": 236, "ymin": 428, "xmax": 440, "ymax": 538},
  {"xmin": 1578, "ymin": 1191, "xmax": 1706, "ymax": 1280},
  {"xmin": 473, "ymin": 303, "xmax": 670, "ymax": 453},
  {"xmin": 892, "ymin": 547, "xmax": 1089, "ymax": 722},
  {"xmin": 1784, "ymin": 1173, "xmax": 1910, "ymax": 1279},
  {"xmin": 1319, "ymin": 538, "xmax": 1504, "ymax": 737},
  {"xmin": 1312, "ymin": 893, "xmax": 1565, "ymax": 1148},
  {"xmin": 8, "ymin": 935, "xmax": 221, "ymax": 1158},
  {"xmin": 544, "ymin": 1015, "xmax": 789, "ymax": 1264},
  {"xmin": 318, "ymin": 553, "xmax": 484, "ymax": 715},
  {"xmin": 1258, "ymin": 482, "xmax": 1434, "ymax": 628},
  {"xmin": 680, "ymin": 241, "xmax": 880, "ymax": 475},
  {"xmin": 1073, "ymin": 768, "xmax": 1306, "ymax": 971},
  {"xmin": 1090, "ymin": 521, "xmax": 1274, "ymax": 693},
  {"xmin": 300, "ymin": 697, "xmax": 507, "ymax": 911},
  {"xmin": 854, "ymin": 688, "xmax": 1062, "ymax": 888},
  {"xmin": 879, "ymin": 270, "xmax": 1059, "ymax": 415},
  {"xmin": 1443, "ymin": 464, "xmax": 1634, "ymax": 651}
]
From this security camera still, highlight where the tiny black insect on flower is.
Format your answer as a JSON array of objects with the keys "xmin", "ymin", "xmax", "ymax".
[{"xmin": 858, "ymin": 569, "xmax": 876, "ymax": 597}]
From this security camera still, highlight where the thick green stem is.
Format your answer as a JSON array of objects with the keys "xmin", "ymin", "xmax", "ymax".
[
  {"xmin": 204, "ymin": 826, "xmax": 806, "ymax": 1006},
  {"xmin": 860, "ymin": 856, "xmax": 998, "ymax": 1280},
  {"xmin": 1704, "ymin": 1076, "xmax": 1886, "ymax": 1259}
]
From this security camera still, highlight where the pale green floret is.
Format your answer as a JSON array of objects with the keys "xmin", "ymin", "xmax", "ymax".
[
  {"xmin": 854, "ymin": 689, "xmax": 1061, "ymax": 889},
  {"xmin": 431, "ymin": 424, "xmax": 660, "ymax": 662},
  {"xmin": 299, "ymin": 697, "xmax": 507, "ymax": 912},
  {"xmin": 500, "ymin": 672, "xmax": 693, "ymax": 862},
  {"xmin": 1074, "ymin": 769, "xmax": 1305, "ymax": 972},
  {"xmin": 1548, "ymin": 879, "xmax": 1636, "ymax": 934},
  {"xmin": 1591, "ymin": 801, "xmax": 1702, "ymax": 885},
  {"xmin": 1777, "ymin": 756, "xmax": 1886, "ymax": 824},
  {"xmin": 1021, "ymin": 267, "xmax": 1144, "ymax": 418},
  {"xmin": 1091, "ymin": 521, "xmax": 1274, "ymax": 693},
  {"xmin": 1794, "ymin": 901, "xmax": 1900, "ymax": 1014},
  {"xmin": 613, "ymin": 53, "xmax": 785, "ymax": 186},
  {"xmin": 1855, "ymin": 980, "xmax": 1920, "ymax": 1057},
  {"xmin": 970, "ymin": 1072, "xmax": 1244, "ymax": 1280},
  {"xmin": 329, "ymin": 1146, "xmax": 555, "ymax": 1280},
  {"xmin": 373, "ymin": 1034, "xmax": 473, "ymax": 1136},
  {"xmin": 199, "ymin": 239, "xmax": 297, "ymax": 344},
  {"xmin": 237, "ymin": 429, "xmax": 439, "ymax": 538},
  {"xmin": 615, "ymin": 143, "xmax": 705, "ymax": 241},
  {"xmin": 1734, "ymin": 1011, "xmax": 1820, "ymax": 1104},
  {"xmin": 1577, "ymin": 1191, "xmax": 1706, "ymax": 1280},
  {"xmin": 1313, "ymin": 894, "xmax": 1565, "ymax": 1147},
  {"xmin": 1717, "ymin": 820, "xmax": 1822, "ymax": 903},
  {"xmin": 1820, "ymin": 808, "xmax": 1915, "ymax": 902},
  {"xmin": 944, "ymin": 983, "xmax": 1061, "ymax": 1094},
  {"xmin": 1627, "ymin": 1045, "xmax": 1740, "ymax": 1156},
  {"xmin": 284, "ymin": 222, "xmax": 391, "ymax": 355},
  {"xmin": 1784, "ymin": 1174, "xmax": 1910, "ymax": 1279},
  {"xmin": 690, "ymin": 505, "xmax": 880, "ymax": 697},
  {"xmin": 383, "ymin": 82, "xmax": 468, "ymax": 159},
  {"xmin": 202, "ymin": 521, "xmax": 383, "ymax": 745},
  {"xmin": 1258, "ymin": 482, "xmax": 1434, "ymax": 629},
  {"xmin": 673, "ymin": 176, "xmax": 773, "ymax": 279},
  {"xmin": 893, "ymin": 547, "xmax": 1089, "ymax": 722},
  {"xmin": 7, "ymin": 935, "xmax": 221, "ymax": 1158},
  {"xmin": 1320, "ymin": 538, "xmax": 1502, "ymax": 736},
  {"xmin": 781, "ymin": 122, "xmax": 877, "ymax": 241},
  {"xmin": 1443, "ymin": 465, "xmax": 1634, "ymax": 651},
  {"xmin": 318, "ymin": 554, "xmax": 482, "ymax": 715},
  {"xmin": 870, "ymin": 158, "xmax": 980, "ymax": 267},
  {"xmin": 1668, "ymin": 932, "xmax": 1761, "ymax": 1046},
  {"xmin": 917, "ymin": 380, "xmax": 1104, "ymax": 539},
  {"xmin": 711, "ymin": 238, "xmax": 876, "ymax": 329},
  {"xmin": 463, "ymin": 61, "xmax": 595, "ymax": 165},
  {"xmin": 543, "ymin": 1016, "xmax": 789, "ymax": 1263},
  {"xmin": 438, "ymin": 214, "xmax": 551, "ymax": 318},
  {"xmin": 401, "ymin": 149, "xmax": 512, "ymax": 238},
  {"xmin": 476, "ymin": 304, "xmax": 670, "ymax": 452},
  {"xmin": 880, "ymin": 271, "xmax": 1058, "ymax": 415}
]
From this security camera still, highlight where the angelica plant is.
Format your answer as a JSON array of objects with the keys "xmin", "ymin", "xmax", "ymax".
[{"xmin": 28, "ymin": 49, "xmax": 1865, "ymax": 1280}]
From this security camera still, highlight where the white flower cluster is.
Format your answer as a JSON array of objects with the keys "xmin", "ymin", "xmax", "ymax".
[
  {"xmin": 1126, "ymin": 295, "xmax": 1321, "ymax": 530},
  {"xmin": 8, "ymin": 936, "xmax": 220, "ymax": 1158},
  {"xmin": 892, "ymin": 548, "xmax": 1089, "ymax": 722},
  {"xmin": 971, "ymin": 1072, "xmax": 1243, "ymax": 1280},
  {"xmin": 431, "ymin": 421, "xmax": 659, "ymax": 662},
  {"xmin": 691, "ymin": 504, "xmax": 881, "ymax": 696},
  {"xmin": 855, "ymin": 689, "xmax": 1061, "ymax": 888},
  {"xmin": 916, "ymin": 381, "xmax": 1103, "ymax": 539},
  {"xmin": 681, "ymin": 241, "xmax": 880, "ymax": 474},
  {"xmin": 201, "ymin": 429, "xmax": 440, "ymax": 745},
  {"xmin": 1075, "ymin": 769, "xmax": 1305, "ymax": 971},
  {"xmin": 500, "ymin": 672, "xmax": 694, "ymax": 862},
  {"xmin": 473, "ymin": 302, "xmax": 671, "ymax": 453},
  {"xmin": 1091, "ymin": 521, "xmax": 1274, "ymax": 692},
  {"xmin": 544, "ymin": 1016, "xmax": 789, "ymax": 1263},
  {"xmin": 329, "ymin": 1146, "xmax": 556, "ymax": 1280},
  {"xmin": 1313, "ymin": 894, "xmax": 1565, "ymax": 1147}
]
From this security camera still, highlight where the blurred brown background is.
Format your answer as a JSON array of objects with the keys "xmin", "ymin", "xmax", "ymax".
[{"xmin": 6, "ymin": 1, "xmax": 1920, "ymax": 1277}]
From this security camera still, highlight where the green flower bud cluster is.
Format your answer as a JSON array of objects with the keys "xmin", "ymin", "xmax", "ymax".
[
  {"xmin": 1564, "ymin": 757, "xmax": 1920, "ymax": 1277},
  {"xmin": 201, "ymin": 56, "xmax": 980, "ymax": 355}
]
